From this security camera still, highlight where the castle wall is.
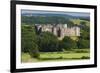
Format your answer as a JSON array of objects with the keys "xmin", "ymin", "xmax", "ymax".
[{"xmin": 35, "ymin": 24, "xmax": 80, "ymax": 39}]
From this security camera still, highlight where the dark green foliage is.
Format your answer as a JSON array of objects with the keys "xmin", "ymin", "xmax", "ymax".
[
  {"xmin": 37, "ymin": 32, "xmax": 60, "ymax": 52},
  {"xmin": 81, "ymin": 56, "xmax": 90, "ymax": 59},
  {"xmin": 80, "ymin": 30, "xmax": 90, "ymax": 40},
  {"xmin": 78, "ymin": 21, "xmax": 90, "ymax": 48},
  {"xmin": 21, "ymin": 16, "xmax": 74, "ymax": 26},
  {"xmin": 21, "ymin": 25, "xmax": 35, "ymax": 52},
  {"xmin": 67, "ymin": 21, "xmax": 74, "ymax": 27},
  {"xmin": 60, "ymin": 36, "xmax": 77, "ymax": 50},
  {"xmin": 21, "ymin": 25, "xmax": 40, "ymax": 58},
  {"xmin": 28, "ymin": 43, "xmax": 40, "ymax": 58},
  {"xmin": 77, "ymin": 39, "xmax": 90, "ymax": 49},
  {"xmin": 80, "ymin": 21, "xmax": 87, "ymax": 25}
]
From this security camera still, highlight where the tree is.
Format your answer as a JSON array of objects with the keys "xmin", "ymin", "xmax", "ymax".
[
  {"xmin": 37, "ymin": 32, "xmax": 59, "ymax": 52},
  {"xmin": 67, "ymin": 20, "xmax": 74, "ymax": 27},
  {"xmin": 28, "ymin": 43, "xmax": 40, "ymax": 58},
  {"xmin": 61, "ymin": 36, "xmax": 77, "ymax": 50},
  {"xmin": 80, "ymin": 21, "xmax": 87, "ymax": 25},
  {"xmin": 77, "ymin": 39, "xmax": 90, "ymax": 49},
  {"xmin": 21, "ymin": 25, "xmax": 40, "ymax": 58},
  {"xmin": 80, "ymin": 21, "xmax": 90, "ymax": 40}
]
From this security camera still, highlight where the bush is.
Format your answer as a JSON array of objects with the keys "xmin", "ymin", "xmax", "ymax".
[
  {"xmin": 38, "ymin": 32, "xmax": 60, "ymax": 52},
  {"xmin": 77, "ymin": 39, "xmax": 90, "ymax": 49},
  {"xmin": 81, "ymin": 56, "xmax": 90, "ymax": 59},
  {"xmin": 29, "ymin": 50, "xmax": 40, "ymax": 58},
  {"xmin": 58, "ymin": 56, "xmax": 63, "ymax": 59},
  {"xmin": 60, "ymin": 36, "xmax": 77, "ymax": 50},
  {"xmin": 28, "ymin": 43, "xmax": 40, "ymax": 58},
  {"xmin": 21, "ymin": 25, "xmax": 38, "ymax": 52}
]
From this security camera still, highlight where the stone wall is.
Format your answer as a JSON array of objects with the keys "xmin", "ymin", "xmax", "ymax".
[{"xmin": 34, "ymin": 24, "xmax": 80, "ymax": 39}]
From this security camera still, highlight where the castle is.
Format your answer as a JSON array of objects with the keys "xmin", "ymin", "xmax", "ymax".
[{"xmin": 34, "ymin": 24, "xmax": 80, "ymax": 40}]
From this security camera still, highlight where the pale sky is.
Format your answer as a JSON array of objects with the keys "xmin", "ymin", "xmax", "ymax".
[{"xmin": 21, "ymin": 9, "xmax": 90, "ymax": 17}]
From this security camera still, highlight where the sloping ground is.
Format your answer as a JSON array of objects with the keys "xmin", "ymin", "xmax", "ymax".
[{"xmin": 21, "ymin": 49, "xmax": 90, "ymax": 63}]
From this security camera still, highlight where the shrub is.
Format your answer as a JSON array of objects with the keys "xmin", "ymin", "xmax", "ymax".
[
  {"xmin": 81, "ymin": 56, "xmax": 90, "ymax": 59},
  {"xmin": 28, "ymin": 43, "xmax": 40, "ymax": 59},
  {"xmin": 38, "ymin": 32, "xmax": 60, "ymax": 52},
  {"xmin": 58, "ymin": 56, "xmax": 63, "ymax": 59},
  {"xmin": 77, "ymin": 39, "xmax": 90, "ymax": 49},
  {"xmin": 60, "ymin": 36, "xmax": 77, "ymax": 50},
  {"xmin": 21, "ymin": 25, "xmax": 38, "ymax": 52}
]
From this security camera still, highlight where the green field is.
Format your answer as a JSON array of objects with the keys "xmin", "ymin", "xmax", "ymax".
[
  {"xmin": 70, "ymin": 18, "xmax": 90, "ymax": 28},
  {"xmin": 21, "ymin": 49, "xmax": 90, "ymax": 63}
]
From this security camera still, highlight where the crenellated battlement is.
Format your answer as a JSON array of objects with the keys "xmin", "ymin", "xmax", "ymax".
[{"xmin": 34, "ymin": 24, "xmax": 80, "ymax": 39}]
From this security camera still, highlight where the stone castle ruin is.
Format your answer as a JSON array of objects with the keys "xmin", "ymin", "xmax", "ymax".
[{"xmin": 34, "ymin": 24, "xmax": 80, "ymax": 39}]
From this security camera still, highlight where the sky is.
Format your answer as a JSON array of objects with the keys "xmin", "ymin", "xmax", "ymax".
[{"xmin": 21, "ymin": 9, "xmax": 90, "ymax": 17}]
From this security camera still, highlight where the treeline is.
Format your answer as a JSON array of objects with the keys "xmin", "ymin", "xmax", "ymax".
[
  {"xmin": 21, "ymin": 24, "xmax": 90, "ymax": 58},
  {"xmin": 21, "ymin": 16, "xmax": 75, "ymax": 27}
]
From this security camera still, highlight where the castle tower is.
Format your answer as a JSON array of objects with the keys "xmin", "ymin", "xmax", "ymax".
[
  {"xmin": 63, "ymin": 24, "xmax": 68, "ymax": 36},
  {"xmin": 52, "ymin": 27, "xmax": 57, "ymax": 36},
  {"xmin": 64, "ymin": 24, "xmax": 67, "ymax": 28},
  {"xmin": 75, "ymin": 26, "xmax": 80, "ymax": 36}
]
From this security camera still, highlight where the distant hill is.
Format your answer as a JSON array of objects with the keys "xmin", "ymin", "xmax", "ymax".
[
  {"xmin": 22, "ymin": 13, "xmax": 90, "ymax": 21},
  {"xmin": 21, "ymin": 13, "xmax": 90, "ymax": 26}
]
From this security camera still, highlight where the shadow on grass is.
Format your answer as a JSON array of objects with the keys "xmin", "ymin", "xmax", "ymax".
[{"xmin": 37, "ymin": 56, "xmax": 90, "ymax": 61}]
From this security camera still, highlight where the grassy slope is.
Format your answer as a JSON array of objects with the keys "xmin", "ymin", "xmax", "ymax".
[
  {"xmin": 39, "ymin": 52, "xmax": 89, "ymax": 59},
  {"xmin": 70, "ymin": 18, "xmax": 90, "ymax": 26},
  {"xmin": 21, "ymin": 49, "xmax": 90, "ymax": 63},
  {"xmin": 21, "ymin": 53, "xmax": 39, "ymax": 62}
]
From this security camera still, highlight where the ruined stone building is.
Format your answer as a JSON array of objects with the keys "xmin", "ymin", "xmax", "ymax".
[{"xmin": 34, "ymin": 24, "xmax": 80, "ymax": 39}]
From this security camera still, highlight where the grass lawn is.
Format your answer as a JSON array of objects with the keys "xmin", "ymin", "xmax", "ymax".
[
  {"xmin": 39, "ymin": 52, "xmax": 89, "ymax": 59},
  {"xmin": 21, "ymin": 49, "xmax": 90, "ymax": 63},
  {"xmin": 21, "ymin": 53, "xmax": 39, "ymax": 62}
]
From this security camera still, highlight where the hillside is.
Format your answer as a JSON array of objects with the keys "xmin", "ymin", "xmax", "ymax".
[{"xmin": 21, "ymin": 14, "xmax": 90, "ymax": 27}]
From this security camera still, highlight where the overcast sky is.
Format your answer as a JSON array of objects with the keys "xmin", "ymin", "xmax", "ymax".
[{"xmin": 21, "ymin": 10, "xmax": 90, "ymax": 17}]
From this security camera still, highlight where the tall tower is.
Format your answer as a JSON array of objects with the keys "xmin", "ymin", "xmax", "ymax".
[
  {"xmin": 63, "ymin": 24, "xmax": 67, "ymax": 37},
  {"xmin": 52, "ymin": 27, "xmax": 57, "ymax": 36},
  {"xmin": 75, "ymin": 26, "xmax": 80, "ymax": 36},
  {"xmin": 64, "ymin": 24, "xmax": 67, "ymax": 28}
]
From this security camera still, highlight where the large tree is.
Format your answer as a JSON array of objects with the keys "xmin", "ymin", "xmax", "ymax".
[
  {"xmin": 21, "ymin": 25, "xmax": 40, "ymax": 58},
  {"xmin": 60, "ymin": 36, "xmax": 77, "ymax": 50},
  {"xmin": 37, "ymin": 32, "xmax": 60, "ymax": 52},
  {"xmin": 77, "ymin": 39, "xmax": 90, "ymax": 49}
]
